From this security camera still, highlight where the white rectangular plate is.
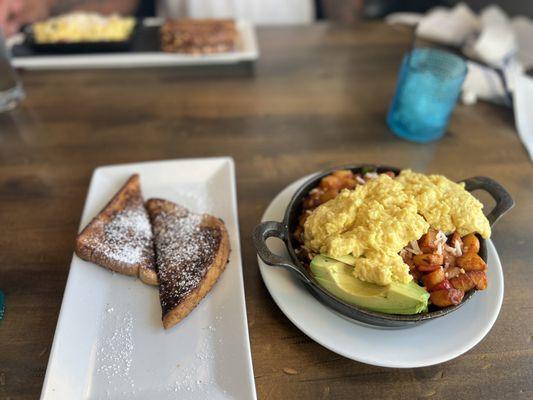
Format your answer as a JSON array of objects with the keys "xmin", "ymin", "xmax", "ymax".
[
  {"xmin": 12, "ymin": 20, "xmax": 259, "ymax": 70},
  {"xmin": 41, "ymin": 157, "xmax": 256, "ymax": 399}
]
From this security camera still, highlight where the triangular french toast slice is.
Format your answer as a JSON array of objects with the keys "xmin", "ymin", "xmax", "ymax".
[
  {"xmin": 75, "ymin": 174, "xmax": 157, "ymax": 285},
  {"xmin": 146, "ymin": 199, "xmax": 230, "ymax": 329}
]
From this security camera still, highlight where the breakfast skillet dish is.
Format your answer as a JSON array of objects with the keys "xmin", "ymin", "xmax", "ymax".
[
  {"xmin": 253, "ymin": 165, "xmax": 514, "ymax": 326},
  {"xmin": 293, "ymin": 168, "xmax": 490, "ymax": 314}
]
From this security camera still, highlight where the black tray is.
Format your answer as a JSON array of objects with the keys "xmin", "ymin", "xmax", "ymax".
[{"xmin": 16, "ymin": 21, "xmax": 146, "ymax": 55}]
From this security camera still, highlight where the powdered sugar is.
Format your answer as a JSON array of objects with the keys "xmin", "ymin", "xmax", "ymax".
[
  {"xmin": 86, "ymin": 205, "xmax": 154, "ymax": 267},
  {"xmin": 151, "ymin": 206, "xmax": 221, "ymax": 314},
  {"xmin": 165, "ymin": 308, "xmax": 226, "ymax": 396},
  {"xmin": 95, "ymin": 309, "xmax": 136, "ymax": 396}
]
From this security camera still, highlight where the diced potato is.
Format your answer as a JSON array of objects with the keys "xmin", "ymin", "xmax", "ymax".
[
  {"xmin": 342, "ymin": 179, "xmax": 357, "ymax": 190},
  {"xmin": 331, "ymin": 170, "xmax": 353, "ymax": 179},
  {"xmin": 410, "ymin": 269, "xmax": 423, "ymax": 282},
  {"xmin": 445, "ymin": 266, "xmax": 462, "ymax": 279},
  {"xmin": 418, "ymin": 264, "xmax": 441, "ymax": 272},
  {"xmin": 413, "ymin": 253, "xmax": 444, "ymax": 268},
  {"xmin": 467, "ymin": 271, "xmax": 488, "ymax": 290},
  {"xmin": 432, "ymin": 279, "xmax": 452, "ymax": 291},
  {"xmin": 430, "ymin": 289, "xmax": 464, "ymax": 307},
  {"xmin": 320, "ymin": 175, "xmax": 343, "ymax": 191},
  {"xmin": 443, "ymin": 250, "xmax": 457, "ymax": 268},
  {"xmin": 318, "ymin": 189, "xmax": 338, "ymax": 204},
  {"xmin": 462, "ymin": 233, "xmax": 480, "ymax": 254},
  {"xmin": 457, "ymin": 253, "xmax": 487, "ymax": 271},
  {"xmin": 450, "ymin": 273, "xmax": 475, "ymax": 292},
  {"xmin": 332, "ymin": 170, "xmax": 356, "ymax": 190},
  {"xmin": 418, "ymin": 230, "xmax": 437, "ymax": 253},
  {"xmin": 422, "ymin": 267, "xmax": 445, "ymax": 290}
]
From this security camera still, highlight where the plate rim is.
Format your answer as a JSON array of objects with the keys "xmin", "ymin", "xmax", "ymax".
[
  {"xmin": 257, "ymin": 176, "xmax": 505, "ymax": 368},
  {"xmin": 40, "ymin": 156, "xmax": 257, "ymax": 398}
]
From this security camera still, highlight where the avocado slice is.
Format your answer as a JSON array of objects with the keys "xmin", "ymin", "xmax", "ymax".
[
  {"xmin": 330, "ymin": 254, "xmax": 358, "ymax": 265},
  {"xmin": 310, "ymin": 255, "xmax": 429, "ymax": 315}
]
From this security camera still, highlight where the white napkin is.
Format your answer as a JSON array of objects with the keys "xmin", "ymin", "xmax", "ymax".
[
  {"xmin": 415, "ymin": 3, "xmax": 479, "ymax": 46},
  {"xmin": 514, "ymin": 72, "xmax": 533, "ymax": 159},
  {"xmin": 461, "ymin": 61, "xmax": 510, "ymax": 106},
  {"xmin": 512, "ymin": 16, "xmax": 533, "ymax": 70},
  {"xmin": 462, "ymin": 6, "xmax": 517, "ymax": 68}
]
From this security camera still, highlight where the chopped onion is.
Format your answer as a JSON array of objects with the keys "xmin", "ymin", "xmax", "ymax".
[
  {"xmin": 356, "ymin": 176, "xmax": 366, "ymax": 185},
  {"xmin": 455, "ymin": 240, "xmax": 463, "ymax": 257},
  {"xmin": 409, "ymin": 240, "xmax": 421, "ymax": 255},
  {"xmin": 444, "ymin": 244, "xmax": 455, "ymax": 254},
  {"xmin": 436, "ymin": 230, "xmax": 447, "ymax": 243}
]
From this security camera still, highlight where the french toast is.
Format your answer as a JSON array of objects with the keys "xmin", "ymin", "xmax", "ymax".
[
  {"xmin": 160, "ymin": 19, "xmax": 237, "ymax": 54},
  {"xmin": 146, "ymin": 199, "xmax": 230, "ymax": 329},
  {"xmin": 75, "ymin": 174, "xmax": 158, "ymax": 285}
]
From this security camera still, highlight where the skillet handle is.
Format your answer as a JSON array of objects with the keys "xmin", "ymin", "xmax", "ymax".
[
  {"xmin": 253, "ymin": 221, "xmax": 311, "ymax": 283},
  {"xmin": 462, "ymin": 176, "xmax": 515, "ymax": 226}
]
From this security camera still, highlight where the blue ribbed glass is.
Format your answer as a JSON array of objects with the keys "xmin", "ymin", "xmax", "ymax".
[
  {"xmin": 387, "ymin": 48, "xmax": 467, "ymax": 143},
  {"xmin": 0, "ymin": 290, "xmax": 4, "ymax": 320}
]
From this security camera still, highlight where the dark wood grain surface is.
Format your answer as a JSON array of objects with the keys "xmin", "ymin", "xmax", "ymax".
[{"xmin": 0, "ymin": 23, "xmax": 532, "ymax": 400}]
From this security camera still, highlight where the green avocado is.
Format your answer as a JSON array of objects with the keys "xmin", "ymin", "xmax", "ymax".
[{"xmin": 310, "ymin": 255, "xmax": 429, "ymax": 315}]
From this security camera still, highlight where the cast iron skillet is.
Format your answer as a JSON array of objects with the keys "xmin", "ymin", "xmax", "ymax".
[{"xmin": 253, "ymin": 165, "xmax": 514, "ymax": 328}]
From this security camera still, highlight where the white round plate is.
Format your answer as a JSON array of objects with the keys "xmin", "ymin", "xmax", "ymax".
[{"xmin": 257, "ymin": 177, "xmax": 504, "ymax": 368}]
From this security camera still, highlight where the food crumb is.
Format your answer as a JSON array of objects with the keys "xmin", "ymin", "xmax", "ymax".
[
  {"xmin": 431, "ymin": 370, "xmax": 443, "ymax": 380},
  {"xmin": 283, "ymin": 367, "xmax": 298, "ymax": 375}
]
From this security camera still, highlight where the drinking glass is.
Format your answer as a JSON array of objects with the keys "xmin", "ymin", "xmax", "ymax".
[
  {"xmin": 0, "ymin": 290, "xmax": 4, "ymax": 320},
  {"xmin": 387, "ymin": 48, "xmax": 467, "ymax": 143},
  {"xmin": 0, "ymin": 31, "xmax": 24, "ymax": 112}
]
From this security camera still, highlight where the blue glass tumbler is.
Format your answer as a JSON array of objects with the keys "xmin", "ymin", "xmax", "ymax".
[
  {"xmin": 387, "ymin": 48, "xmax": 467, "ymax": 143},
  {"xmin": 0, "ymin": 290, "xmax": 4, "ymax": 320}
]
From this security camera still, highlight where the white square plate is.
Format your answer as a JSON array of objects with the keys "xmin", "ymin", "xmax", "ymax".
[{"xmin": 41, "ymin": 157, "xmax": 256, "ymax": 399}]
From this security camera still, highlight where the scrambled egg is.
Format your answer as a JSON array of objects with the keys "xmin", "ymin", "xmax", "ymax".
[
  {"xmin": 303, "ymin": 170, "xmax": 491, "ymax": 286},
  {"xmin": 397, "ymin": 170, "xmax": 491, "ymax": 239},
  {"xmin": 33, "ymin": 13, "xmax": 135, "ymax": 44}
]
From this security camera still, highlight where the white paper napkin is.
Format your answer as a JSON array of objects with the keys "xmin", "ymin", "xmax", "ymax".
[
  {"xmin": 514, "ymin": 72, "xmax": 533, "ymax": 160},
  {"xmin": 415, "ymin": 3, "xmax": 479, "ymax": 46},
  {"xmin": 462, "ymin": 6, "xmax": 517, "ymax": 68}
]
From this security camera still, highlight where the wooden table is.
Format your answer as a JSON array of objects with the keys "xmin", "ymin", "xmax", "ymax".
[{"xmin": 1, "ymin": 23, "xmax": 531, "ymax": 400}]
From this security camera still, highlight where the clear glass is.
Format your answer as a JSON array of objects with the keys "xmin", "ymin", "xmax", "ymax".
[
  {"xmin": 0, "ymin": 31, "xmax": 24, "ymax": 112},
  {"xmin": 387, "ymin": 48, "xmax": 467, "ymax": 143}
]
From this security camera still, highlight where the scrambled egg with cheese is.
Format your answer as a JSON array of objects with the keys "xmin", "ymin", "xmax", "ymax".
[
  {"xmin": 33, "ymin": 13, "xmax": 135, "ymax": 44},
  {"xmin": 303, "ymin": 170, "xmax": 491, "ymax": 286}
]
